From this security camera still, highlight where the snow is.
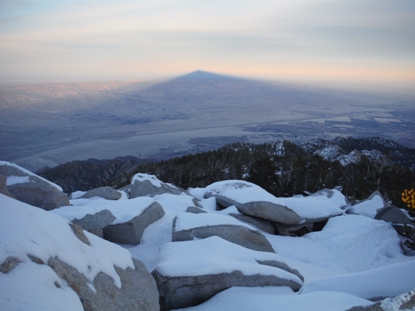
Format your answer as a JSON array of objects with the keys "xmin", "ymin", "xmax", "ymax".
[
  {"xmin": 0, "ymin": 160, "xmax": 64, "ymax": 192},
  {"xmin": 0, "ymin": 260, "xmax": 83, "ymax": 311},
  {"xmin": 347, "ymin": 193, "xmax": 385, "ymax": 218},
  {"xmin": 266, "ymin": 215, "xmax": 409, "ymax": 276},
  {"xmin": 200, "ymin": 180, "xmax": 347, "ymax": 219},
  {"xmin": 154, "ymin": 236, "xmax": 303, "ymax": 284},
  {"xmin": 2, "ymin": 172, "xmax": 415, "ymax": 311},
  {"xmin": 5, "ymin": 175, "xmax": 30, "ymax": 186},
  {"xmin": 173, "ymin": 287, "xmax": 373, "ymax": 311},
  {"xmin": 51, "ymin": 196, "xmax": 156, "ymax": 224},
  {"xmin": 301, "ymin": 260, "xmax": 415, "ymax": 299},
  {"xmin": 69, "ymin": 190, "xmax": 86, "ymax": 199},
  {"xmin": 124, "ymin": 193, "xmax": 196, "ymax": 271}
]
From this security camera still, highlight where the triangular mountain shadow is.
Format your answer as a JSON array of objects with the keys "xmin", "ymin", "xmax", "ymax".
[{"xmin": 174, "ymin": 70, "xmax": 244, "ymax": 81}]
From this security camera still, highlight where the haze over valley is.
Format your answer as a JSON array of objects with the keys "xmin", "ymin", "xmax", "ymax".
[{"xmin": 1, "ymin": 71, "xmax": 414, "ymax": 172}]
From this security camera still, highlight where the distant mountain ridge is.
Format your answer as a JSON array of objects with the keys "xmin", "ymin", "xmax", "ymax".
[
  {"xmin": 175, "ymin": 70, "xmax": 243, "ymax": 81},
  {"xmin": 39, "ymin": 136, "xmax": 415, "ymax": 208}
]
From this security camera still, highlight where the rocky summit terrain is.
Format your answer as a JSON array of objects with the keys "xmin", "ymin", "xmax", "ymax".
[{"xmin": 1, "ymin": 160, "xmax": 415, "ymax": 310}]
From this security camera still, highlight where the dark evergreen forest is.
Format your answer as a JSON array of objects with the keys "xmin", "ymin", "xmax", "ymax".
[
  {"xmin": 40, "ymin": 137, "xmax": 415, "ymax": 210},
  {"xmin": 109, "ymin": 139, "xmax": 414, "ymax": 209}
]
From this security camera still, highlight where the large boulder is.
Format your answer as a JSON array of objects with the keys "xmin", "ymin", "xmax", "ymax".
[
  {"xmin": 229, "ymin": 213, "xmax": 276, "ymax": 234},
  {"xmin": 172, "ymin": 212, "xmax": 275, "ymax": 253},
  {"xmin": 53, "ymin": 196, "xmax": 166, "ymax": 245},
  {"xmin": 0, "ymin": 161, "xmax": 69, "ymax": 210},
  {"xmin": 79, "ymin": 186, "xmax": 122, "ymax": 200},
  {"xmin": 122, "ymin": 173, "xmax": 183, "ymax": 198},
  {"xmin": 0, "ymin": 194, "xmax": 159, "ymax": 311},
  {"xmin": 204, "ymin": 180, "xmax": 302, "ymax": 225},
  {"xmin": 103, "ymin": 201, "xmax": 165, "ymax": 245},
  {"xmin": 48, "ymin": 257, "xmax": 159, "ymax": 311},
  {"xmin": 152, "ymin": 236, "xmax": 303, "ymax": 310},
  {"xmin": 71, "ymin": 209, "xmax": 116, "ymax": 231},
  {"xmin": 72, "ymin": 209, "xmax": 116, "ymax": 238},
  {"xmin": 203, "ymin": 181, "xmax": 346, "ymax": 226}
]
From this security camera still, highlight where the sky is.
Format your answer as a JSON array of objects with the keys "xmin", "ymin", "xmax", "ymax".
[{"xmin": 0, "ymin": 0, "xmax": 414, "ymax": 90}]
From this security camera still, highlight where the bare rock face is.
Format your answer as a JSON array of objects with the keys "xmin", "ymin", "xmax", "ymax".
[
  {"xmin": 186, "ymin": 206, "xmax": 207, "ymax": 214},
  {"xmin": 0, "ymin": 163, "xmax": 69, "ymax": 210},
  {"xmin": 79, "ymin": 186, "xmax": 122, "ymax": 200},
  {"xmin": 49, "ymin": 257, "xmax": 159, "ymax": 311},
  {"xmin": 0, "ymin": 174, "xmax": 15, "ymax": 198},
  {"xmin": 103, "ymin": 202, "xmax": 165, "ymax": 245},
  {"xmin": 375, "ymin": 206, "xmax": 413, "ymax": 225},
  {"xmin": 236, "ymin": 201, "xmax": 302, "ymax": 225},
  {"xmin": 0, "ymin": 256, "xmax": 22, "ymax": 273},
  {"xmin": 229, "ymin": 213, "xmax": 276, "ymax": 234},
  {"xmin": 72, "ymin": 209, "xmax": 116, "ymax": 238}
]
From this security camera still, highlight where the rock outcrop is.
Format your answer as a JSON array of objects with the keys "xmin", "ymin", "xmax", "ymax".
[
  {"xmin": 152, "ymin": 236, "xmax": 303, "ymax": 310},
  {"xmin": 172, "ymin": 213, "xmax": 275, "ymax": 253},
  {"xmin": 0, "ymin": 194, "xmax": 159, "ymax": 311},
  {"xmin": 49, "ymin": 256, "xmax": 159, "ymax": 311},
  {"xmin": 0, "ymin": 161, "xmax": 69, "ymax": 210},
  {"xmin": 122, "ymin": 173, "xmax": 183, "ymax": 198},
  {"xmin": 79, "ymin": 186, "xmax": 122, "ymax": 200},
  {"xmin": 72, "ymin": 209, "xmax": 116, "ymax": 238},
  {"xmin": 103, "ymin": 201, "xmax": 165, "ymax": 245}
]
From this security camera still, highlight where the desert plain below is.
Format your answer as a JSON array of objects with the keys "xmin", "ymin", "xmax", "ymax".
[{"xmin": 1, "ymin": 71, "xmax": 414, "ymax": 172}]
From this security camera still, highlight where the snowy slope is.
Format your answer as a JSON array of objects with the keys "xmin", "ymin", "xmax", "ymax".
[{"xmin": 1, "ymin": 167, "xmax": 415, "ymax": 311}]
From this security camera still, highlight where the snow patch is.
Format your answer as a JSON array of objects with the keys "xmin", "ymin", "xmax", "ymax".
[{"xmin": 6, "ymin": 175, "xmax": 30, "ymax": 186}]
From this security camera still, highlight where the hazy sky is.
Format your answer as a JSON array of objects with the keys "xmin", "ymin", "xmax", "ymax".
[{"xmin": 1, "ymin": 0, "xmax": 414, "ymax": 89}]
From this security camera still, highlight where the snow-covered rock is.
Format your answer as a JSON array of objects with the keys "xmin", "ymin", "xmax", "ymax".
[
  {"xmin": 0, "ymin": 161, "xmax": 69, "ymax": 210},
  {"xmin": 53, "ymin": 196, "xmax": 165, "ymax": 245},
  {"xmin": 122, "ymin": 173, "xmax": 184, "ymax": 198},
  {"xmin": 203, "ymin": 181, "xmax": 346, "ymax": 226},
  {"xmin": 103, "ymin": 201, "xmax": 165, "ymax": 245},
  {"xmin": 229, "ymin": 212, "xmax": 276, "ymax": 234},
  {"xmin": 172, "ymin": 212, "xmax": 275, "ymax": 252},
  {"xmin": 0, "ymin": 194, "xmax": 159, "ymax": 311},
  {"xmin": 151, "ymin": 236, "xmax": 303, "ymax": 310},
  {"xmin": 2, "ymin": 166, "xmax": 415, "ymax": 311},
  {"xmin": 79, "ymin": 186, "xmax": 122, "ymax": 200},
  {"xmin": 203, "ymin": 180, "xmax": 302, "ymax": 224},
  {"xmin": 72, "ymin": 209, "xmax": 116, "ymax": 238}
]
